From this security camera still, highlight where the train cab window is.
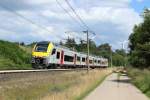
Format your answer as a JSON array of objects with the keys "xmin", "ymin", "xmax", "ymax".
[
  {"xmin": 82, "ymin": 58, "xmax": 85, "ymax": 62},
  {"xmin": 52, "ymin": 48, "xmax": 56, "ymax": 55},
  {"xmin": 35, "ymin": 43, "xmax": 49, "ymax": 52},
  {"xmin": 56, "ymin": 52, "xmax": 60, "ymax": 59},
  {"xmin": 98, "ymin": 60, "xmax": 100, "ymax": 64},
  {"xmin": 64, "ymin": 55, "xmax": 74, "ymax": 62}
]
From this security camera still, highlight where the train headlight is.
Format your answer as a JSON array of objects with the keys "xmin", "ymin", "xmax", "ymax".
[{"xmin": 31, "ymin": 57, "xmax": 35, "ymax": 63}]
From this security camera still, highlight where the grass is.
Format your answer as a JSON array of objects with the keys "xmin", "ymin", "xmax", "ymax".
[
  {"xmin": 0, "ymin": 57, "xmax": 31, "ymax": 70},
  {"xmin": 127, "ymin": 67, "xmax": 150, "ymax": 98},
  {"xmin": 0, "ymin": 69, "xmax": 112, "ymax": 100},
  {"xmin": 19, "ymin": 45, "xmax": 32, "ymax": 54},
  {"xmin": 43, "ymin": 69, "xmax": 112, "ymax": 100},
  {"xmin": 0, "ymin": 40, "xmax": 32, "ymax": 70},
  {"xmin": 2, "ymin": 81, "xmax": 73, "ymax": 100},
  {"xmin": 75, "ymin": 73, "xmax": 109, "ymax": 100},
  {"xmin": 0, "ymin": 71, "xmax": 78, "ymax": 100}
]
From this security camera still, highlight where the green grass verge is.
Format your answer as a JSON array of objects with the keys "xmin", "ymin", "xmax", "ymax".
[
  {"xmin": 74, "ymin": 73, "xmax": 111, "ymax": 100},
  {"xmin": 127, "ymin": 67, "xmax": 150, "ymax": 98},
  {"xmin": 0, "ymin": 40, "xmax": 32, "ymax": 70}
]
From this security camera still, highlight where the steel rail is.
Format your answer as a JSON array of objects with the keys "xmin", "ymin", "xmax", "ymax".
[{"xmin": 0, "ymin": 68, "xmax": 89, "ymax": 74}]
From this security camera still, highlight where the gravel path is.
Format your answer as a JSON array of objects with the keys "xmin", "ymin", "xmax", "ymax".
[{"xmin": 84, "ymin": 73, "xmax": 149, "ymax": 100}]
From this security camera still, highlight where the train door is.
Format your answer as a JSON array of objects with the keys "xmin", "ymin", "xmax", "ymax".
[
  {"xmin": 60, "ymin": 50, "xmax": 64, "ymax": 65},
  {"xmin": 74, "ymin": 54, "xmax": 77, "ymax": 65},
  {"xmin": 86, "ymin": 57, "xmax": 88, "ymax": 65},
  {"xmin": 93, "ymin": 58, "xmax": 94, "ymax": 66}
]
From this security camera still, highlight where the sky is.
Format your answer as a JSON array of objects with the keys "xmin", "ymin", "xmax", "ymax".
[{"xmin": 0, "ymin": 0, "xmax": 149, "ymax": 50}]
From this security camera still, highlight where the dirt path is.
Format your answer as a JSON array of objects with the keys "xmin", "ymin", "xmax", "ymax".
[{"xmin": 84, "ymin": 73, "xmax": 149, "ymax": 100}]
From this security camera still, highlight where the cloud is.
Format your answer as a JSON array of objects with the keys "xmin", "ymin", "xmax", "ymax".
[
  {"xmin": 72, "ymin": 0, "xmax": 134, "ymax": 13},
  {"xmin": 0, "ymin": 0, "xmax": 142, "ymax": 49},
  {"xmin": 74, "ymin": 6, "xmax": 141, "ymax": 45}
]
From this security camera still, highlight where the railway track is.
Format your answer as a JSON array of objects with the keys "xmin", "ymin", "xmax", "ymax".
[
  {"xmin": 0, "ymin": 69, "xmax": 71, "ymax": 74},
  {"xmin": 0, "ymin": 68, "xmax": 89, "ymax": 83},
  {"xmin": 0, "ymin": 68, "xmax": 89, "ymax": 74}
]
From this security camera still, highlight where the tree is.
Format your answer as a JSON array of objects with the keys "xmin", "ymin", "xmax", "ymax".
[
  {"xmin": 89, "ymin": 40, "xmax": 97, "ymax": 55},
  {"xmin": 59, "ymin": 41, "xmax": 64, "ymax": 46},
  {"xmin": 115, "ymin": 49, "xmax": 126, "ymax": 56},
  {"xmin": 76, "ymin": 39, "xmax": 87, "ymax": 52},
  {"xmin": 20, "ymin": 42, "xmax": 25, "ymax": 46},
  {"xmin": 129, "ymin": 8, "xmax": 150, "ymax": 68},
  {"xmin": 112, "ymin": 53, "xmax": 124, "ymax": 66},
  {"xmin": 65, "ymin": 37, "xmax": 77, "ymax": 50},
  {"xmin": 97, "ymin": 43, "xmax": 111, "ymax": 58},
  {"xmin": 97, "ymin": 43, "xmax": 111, "ymax": 52}
]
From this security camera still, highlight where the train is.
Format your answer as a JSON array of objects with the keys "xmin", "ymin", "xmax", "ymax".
[{"xmin": 31, "ymin": 41, "xmax": 108, "ymax": 69}]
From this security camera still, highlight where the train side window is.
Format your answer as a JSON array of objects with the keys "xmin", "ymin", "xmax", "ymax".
[
  {"xmin": 77, "ymin": 56, "xmax": 80, "ymax": 61},
  {"xmin": 64, "ymin": 55, "xmax": 74, "ymax": 62},
  {"xmin": 52, "ymin": 48, "xmax": 56, "ymax": 55},
  {"xmin": 56, "ymin": 52, "xmax": 60, "ymax": 59},
  {"xmin": 82, "ymin": 58, "xmax": 85, "ymax": 62},
  {"xmin": 95, "ymin": 60, "xmax": 97, "ymax": 63}
]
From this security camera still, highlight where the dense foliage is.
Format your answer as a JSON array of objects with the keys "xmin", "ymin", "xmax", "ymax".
[
  {"xmin": 0, "ymin": 40, "xmax": 31, "ymax": 69},
  {"xmin": 112, "ymin": 49, "xmax": 126, "ymax": 66},
  {"xmin": 129, "ymin": 9, "xmax": 150, "ymax": 68}
]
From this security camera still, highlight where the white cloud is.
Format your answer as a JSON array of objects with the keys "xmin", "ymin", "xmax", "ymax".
[
  {"xmin": 26, "ymin": 0, "xmax": 55, "ymax": 5},
  {"xmin": 72, "ymin": 0, "xmax": 132, "ymax": 9},
  {"xmin": 76, "ymin": 6, "xmax": 141, "ymax": 36},
  {"xmin": 0, "ymin": 0, "xmax": 142, "ymax": 49}
]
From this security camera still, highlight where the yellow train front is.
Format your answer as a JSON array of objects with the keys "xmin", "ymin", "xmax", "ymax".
[{"xmin": 31, "ymin": 41, "xmax": 54, "ymax": 69}]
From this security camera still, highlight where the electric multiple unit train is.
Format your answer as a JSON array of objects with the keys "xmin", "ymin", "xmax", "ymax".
[{"xmin": 31, "ymin": 41, "xmax": 108, "ymax": 69}]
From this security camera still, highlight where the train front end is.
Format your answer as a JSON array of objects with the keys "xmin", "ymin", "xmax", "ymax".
[{"xmin": 31, "ymin": 41, "xmax": 54, "ymax": 69}]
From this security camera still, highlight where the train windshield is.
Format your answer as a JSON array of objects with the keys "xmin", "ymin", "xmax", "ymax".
[{"xmin": 35, "ymin": 42, "xmax": 49, "ymax": 52}]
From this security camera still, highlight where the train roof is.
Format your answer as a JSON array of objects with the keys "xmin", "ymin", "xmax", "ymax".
[
  {"xmin": 36, "ymin": 41, "xmax": 51, "ymax": 45},
  {"xmin": 36, "ymin": 41, "xmax": 108, "ymax": 60},
  {"xmin": 54, "ymin": 43, "xmax": 107, "ymax": 59}
]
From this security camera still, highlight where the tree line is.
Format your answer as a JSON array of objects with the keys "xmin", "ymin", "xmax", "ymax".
[{"xmin": 129, "ymin": 9, "xmax": 150, "ymax": 68}]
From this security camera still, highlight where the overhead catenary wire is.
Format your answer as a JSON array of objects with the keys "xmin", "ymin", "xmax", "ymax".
[
  {"xmin": 0, "ymin": 1, "xmax": 96, "ymax": 39},
  {"xmin": 65, "ymin": 0, "xmax": 88, "ymax": 28},
  {"xmin": 0, "ymin": 4, "xmax": 63, "ymax": 39},
  {"xmin": 64, "ymin": 0, "xmax": 95, "ymax": 35},
  {"xmin": 55, "ymin": 0, "xmax": 84, "ymax": 29},
  {"xmin": 57, "ymin": 0, "xmax": 96, "ymax": 73}
]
